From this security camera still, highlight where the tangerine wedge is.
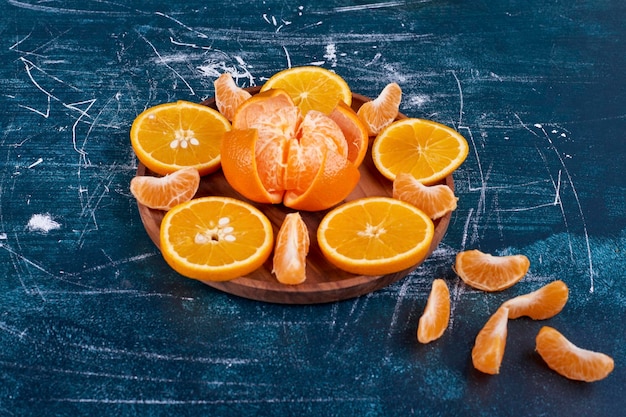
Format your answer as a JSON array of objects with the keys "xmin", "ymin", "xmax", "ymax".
[
  {"xmin": 130, "ymin": 167, "xmax": 200, "ymax": 211},
  {"xmin": 214, "ymin": 72, "xmax": 252, "ymax": 121},
  {"xmin": 272, "ymin": 212, "xmax": 310, "ymax": 285},
  {"xmin": 357, "ymin": 82, "xmax": 402, "ymax": 136},
  {"xmin": 417, "ymin": 279, "xmax": 451, "ymax": 344},
  {"xmin": 455, "ymin": 250, "xmax": 530, "ymax": 292},
  {"xmin": 393, "ymin": 172, "xmax": 458, "ymax": 220},
  {"xmin": 472, "ymin": 306, "xmax": 509, "ymax": 375},
  {"xmin": 536, "ymin": 326, "xmax": 614, "ymax": 382},
  {"xmin": 503, "ymin": 280, "xmax": 569, "ymax": 320}
]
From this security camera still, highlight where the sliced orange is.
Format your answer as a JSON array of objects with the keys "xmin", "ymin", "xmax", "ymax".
[
  {"xmin": 393, "ymin": 173, "xmax": 458, "ymax": 220},
  {"xmin": 503, "ymin": 280, "xmax": 569, "ymax": 320},
  {"xmin": 214, "ymin": 72, "xmax": 252, "ymax": 121},
  {"xmin": 328, "ymin": 101, "xmax": 369, "ymax": 167},
  {"xmin": 372, "ymin": 118, "xmax": 469, "ymax": 184},
  {"xmin": 357, "ymin": 82, "xmax": 402, "ymax": 136},
  {"xmin": 130, "ymin": 100, "xmax": 231, "ymax": 176},
  {"xmin": 535, "ymin": 326, "xmax": 614, "ymax": 382},
  {"xmin": 455, "ymin": 250, "xmax": 530, "ymax": 292},
  {"xmin": 317, "ymin": 197, "xmax": 435, "ymax": 276},
  {"xmin": 471, "ymin": 306, "xmax": 509, "ymax": 375},
  {"xmin": 130, "ymin": 167, "xmax": 200, "ymax": 211},
  {"xmin": 272, "ymin": 212, "xmax": 310, "ymax": 285},
  {"xmin": 417, "ymin": 279, "xmax": 450, "ymax": 344},
  {"xmin": 159, "ymin": 196, "xmax": 274, "ymax": 282},
  {"xmin": 260, "ymin": 66, "xmax": 352, "ymax": 115}
]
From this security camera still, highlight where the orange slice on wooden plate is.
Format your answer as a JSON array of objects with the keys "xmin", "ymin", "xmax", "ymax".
[
  {"xmin": 317, "ymin": 197, "xmax": 434, "ymax": 276},
  {"xmin": 260, "ymin": 66, "xmax": 352, "ymax": 115},
  {"xmin": 393, "ymin": 172, "xmax": 458, "ymax": 220},
  {"xmin": 357, "ymin": 82, "xmax": 402, "ymax": 136},
  {"xmin": 214, "ymin": 72, "xmax": 252, "ymax": 121},
  {"xmin": 130, "ymin": 100, "xmax": 231, "ymax": 176},
  {"xmin": 372, "ymin": 118, "xmax": 469, "ymax": 184},
  {"xmin": 159, "ymin": 196, "xmax": 274, "ymax": 282},
  {"xmin": 272, "ymin": 212, "xmax": 310, "ymax": 285}
]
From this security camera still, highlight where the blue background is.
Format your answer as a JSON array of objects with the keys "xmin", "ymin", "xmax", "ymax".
[{"xmin": 1, "ymin": 1, "xmax": 624, "ymax": 415}]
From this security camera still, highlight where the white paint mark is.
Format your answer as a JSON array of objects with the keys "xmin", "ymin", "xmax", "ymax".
[
  {"xmin": 28, "ymin": 158, "xmax": 43, "ymax": 168},
  {"xmin": 0, "ymin": 233, "xmax": 7, "ymax": 240},
  {"xmin": 324, "ymin": 43, "xmax": 337, "ymax": 67},
  {"xmin": 27, "ymin": 214, "xmax": 61, "ymax": 233}
]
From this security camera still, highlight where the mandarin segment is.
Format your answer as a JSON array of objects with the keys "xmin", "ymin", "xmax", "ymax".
[
  {"xmin": 455, "ymin": 250, "xmax": 530, "ymax": 292},
  {"xmin": 372, "ymin": 118, "xmax": 468, "ymax": 184},
  {"xmin": 472, "ymin": 306, "xmax": 509, "ymax": 375},
  {"xmin": 214, "ymin": 72, "xmax": 252, "ymax": 121},
  {"xmin": 503, "ymin": 280, "xmax": 569, "ymax": 320},
  {"xmin": 130, "ymin": 167, "xmax": 200, "ymax": 211},
  {"xmin": 260, "ymin": 66, "xmax": 352, "ymax": 114},
  {"xmin": 272, "ymin": 212, "xmax": 310, "ymax": 285},
  {"xmin": 417, "ymin": 279, "xmax": 451, "ymax": 344},
  {"xmin": 317, "ymin": 197, "xmax": 435, "ymax": 276},
  {"xmin": 328, "ymin": 101, "xmax": 369, "ymax": 167},
  {"xmin": 535, "ymin": 326, "xmax": 614, "ymax": 382},
  {"xmin": 159, "ymin": 196, "xmax": 274, "ymax": 282},
  {"xmin": 357, "ymin": 82, "xmax": 402, "ymax": 136},
  {"xmin": 393, "ymin": 173, "xmax": 458, "ymax": 220},
  {"xmin": 130, "ymin": 100, "xmax": 231, "ymax": 176}
]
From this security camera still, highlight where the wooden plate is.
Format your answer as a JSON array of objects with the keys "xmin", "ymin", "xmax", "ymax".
[{"xmin": 135, "ymin": 87, "xmax": 453, "ymax": 304}]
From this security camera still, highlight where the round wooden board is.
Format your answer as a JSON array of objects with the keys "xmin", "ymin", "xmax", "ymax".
[{"xmin": 135, "ymin": 87, "xmax": 454, "ymax": 304}]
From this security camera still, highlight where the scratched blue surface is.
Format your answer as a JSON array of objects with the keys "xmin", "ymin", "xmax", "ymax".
[{"xmin": 1, "ymin": 0, "xmax": 625, "ymax": 415}]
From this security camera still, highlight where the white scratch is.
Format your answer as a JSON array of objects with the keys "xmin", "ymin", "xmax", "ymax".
[{"xmin": 28, "ymin": 158, "xmax": 43, "ymax": 168}]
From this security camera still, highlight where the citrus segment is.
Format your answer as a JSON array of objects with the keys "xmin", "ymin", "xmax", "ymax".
[
  {"xmin": 372, "ymin": 118, "xmax": 469, "ymax": 184},
  {"xmin": 283, "ymin": 148, "xmax": 360, "ymax": 211},
  {"xmin": 472, "ymin": 306, "xmax": 509, "ymax": 375},
  {"xmin": 535, "ymin": 326, "xmax": 614, "ymax": 382},
  {"xmin": 417, "ymin": 279, "xmax": 450, "ymax": 344},
  {"xmin": 272, "ymin": 212, "xmax": 310, "ymax": 285},
  {"xmin": 160, "ymin": 196, "xmax": 274, "ymax": 282},
  {"xmin": 130, "ymin": 100, "xmax": 231, "ymax": 176},
  {"xmin": 357, "ymin": 82, "xmax": 402, "ymax": 136},
  {"xmin": 317, "ymin": 197, "xmax": 435, "ymax": 276},
  {"xmin": 328, "ymin": 102, "xmax": 369, "ymax": 167},
  {"xmin": 130, "ymin": 167, "xmax": 200, "ymax": 211},
  {"xmin": 503, "ymin": 280, "xmax": 569, "ymax": 320},
  {"xmin": 393, "ymin": 173, "xmax": 458, "ymax": 220},
  {"xmin": 220, "ymin": 129, "xmax": 283, "ymax": 204},
  {"xmin": 260, "ymin": 66, "xmax": 352, "ymax": 115},
  {"xmin": 214, "ymin": 72, "xmax": 252, "ymax": 121},
  {"xmin": 455, "ymin": 250, "xmax": 530, "ymax": 292}
]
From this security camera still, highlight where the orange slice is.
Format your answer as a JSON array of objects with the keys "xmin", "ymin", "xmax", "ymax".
[
  {"xmin": 536, "ymin": 326, "xmax": 614, "ymax": 382},
  {"xmin": 503, "ymin": 280, "xmax": 569, "ymax": 320},
  {"xmin": 260, "ymin": 66, "xmax": 352, "ymax": 115},
  {"xmin": 214, "ymin": 72, "xmax": 252, "ymax": 121},
  {"xmin": 327, "ymin": 101, "xmax": 369, "ymax": 167},
  {"xmin": 393, "ymin": 172, "xmax": 458, "ymax": 220},
  {"xmin": 372, "ymin": 118, "xmax": 469, "ymax": 184},
  {"xmin": 159, "ymin": 196, "xmax": 274, "ymax": 282},
  {"xmin": 455, "ymin": 250, "xmax": 530, "ymax": 292},
  {"xmin": 130, "ymin": 167, "xmax": 200, "ymax": 211},
  {"xmin": 272, "ymin": 212, "xmax": 310, "ymax": 285},
  {"xmin": 417, "ymin": 279, "xmax": 450, "ymax": 344},
  {"xmin": 357, "ymin": 82, "xmax": 402, "ymax": 136},
  {"xmin": 471, "ymin": 306, "xmax": 509, "ymax": 375},
  {"xmin": 317, "ymin": 197, "xmax": 435, "ymax": 276},
  {"xmin": 130, "ymin": 100, "xmax": 231, "ymax": 176}
]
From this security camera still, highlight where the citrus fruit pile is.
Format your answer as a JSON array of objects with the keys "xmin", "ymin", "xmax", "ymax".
[
  {"xmin": 416, "ymin": 250, "xmax": 614, "ymax": 382},
  {"xmin": 130, "ymin": 65, "xmax": 468, "ymax": 285}
]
